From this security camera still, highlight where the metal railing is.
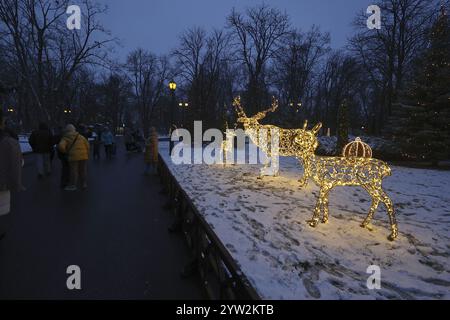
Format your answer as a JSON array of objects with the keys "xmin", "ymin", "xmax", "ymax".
[{"xmin": 158, "ymin": 154, "xmax": 260, "ymax": 300}]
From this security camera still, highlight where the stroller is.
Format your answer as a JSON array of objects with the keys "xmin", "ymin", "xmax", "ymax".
[{"xmin": 124, "ymin": 129, "xmax": 141, "ymax": 153}]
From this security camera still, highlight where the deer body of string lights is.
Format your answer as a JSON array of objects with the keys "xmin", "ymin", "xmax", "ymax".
[
  {"xmin": 234, "ymin": 97, "xmax": 398, "ymax": 241},
  {"xmin": 234, "ymin": 97, "xmax": 321, "ymax": 183},
  {"xmin": 296, "ymin": 136, "xmax": 398, "ymax": 241}
]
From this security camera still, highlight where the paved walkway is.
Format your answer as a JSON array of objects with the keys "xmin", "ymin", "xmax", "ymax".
[{"xmin": 0, "ymin": 141, "xmax": 204, "ymax": 299}]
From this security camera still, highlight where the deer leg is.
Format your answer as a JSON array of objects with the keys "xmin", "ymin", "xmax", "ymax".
[
  {"xmin": 308, "ymin": 185, "xmax": 330, "ymax": 227},
  {"xmin": 260, "ymin": 148, "xmax": 279, "ymax": 177},
  {"xmin": 220, "ymin": 145, "xmax": 225, "ymax": 167},
  {"xmin": 379, "ymin": 190, "xmax": 398, "ymax": 241},
  {"xmin": 321, "ymin": 187, "xmax": 333, "ymax": 224},
  {"xmin": 298, "ymin": 158, "xmax": 310, "ymax": 188},
  {"xmin": 361, "ymin": 186, "xmax": 380, "ymax": 228},
  {"xmin": 362, "ymin": 198, "xmax": 380, "ymax": 228},
  {"xmin": 259, "ymin": 150, "xmax": 270, "ymax": 178}
]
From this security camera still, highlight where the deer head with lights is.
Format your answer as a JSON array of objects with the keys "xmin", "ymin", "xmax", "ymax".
[{"xmin": 234, "ymin": 96, "xmax": 322, "ymax": 186}]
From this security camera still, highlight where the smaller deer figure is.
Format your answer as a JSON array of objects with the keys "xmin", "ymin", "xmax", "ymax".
[
  {"xmin": 292, "ymin": 134, "xmax": 398, "ymax": 241},
  {"xmin": 220, "ymin": 122, "xmax": 237, "ymax": 166}
]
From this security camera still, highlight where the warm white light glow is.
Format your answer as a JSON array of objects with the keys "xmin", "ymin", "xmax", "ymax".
[{"xmin": 235, "ymin": 97, "xmax": 398, "ymax": 241}]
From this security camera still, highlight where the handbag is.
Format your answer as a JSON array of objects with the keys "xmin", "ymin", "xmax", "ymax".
[
  {"xmin": 62, "ymin": 134, "xmax": 79, "ymax": 161},
  {"xmin": 0, "ymin": 190, "xmax": 11, "ymax": 217}
]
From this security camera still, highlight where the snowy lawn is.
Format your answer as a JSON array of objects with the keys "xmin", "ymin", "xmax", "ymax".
[{"xmin": 160, "ymin": 143, "xmax": 450, "ymax": 300}]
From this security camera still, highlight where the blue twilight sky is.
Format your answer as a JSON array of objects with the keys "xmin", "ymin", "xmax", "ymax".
[{"xmin": 97, "ymin": 0, "xmax": 373, "ymax": 60}]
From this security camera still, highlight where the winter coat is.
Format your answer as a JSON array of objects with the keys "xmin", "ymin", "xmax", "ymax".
[
  {"xmin": 58, "ymin": 131, "xmax": 90, "ymax": 162},
  {"xmin": 124, "ymin": 130, "xmax": 134, "ymax": 144},
  {"xmin": 0, "ymin": 130, "xmax": 23, "ymax": 193},
  {"xmin": 29, "ymin": 129, "xmax": 54, "ymax": 153},
  {"xmin": 144, "ymin": 132, "xmax": 159, "ymax": 164},
  {"xmin": 101, "ymin": 131, "xmax": 114, "ymax": 146}
]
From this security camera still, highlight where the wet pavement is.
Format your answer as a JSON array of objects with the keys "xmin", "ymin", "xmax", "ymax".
[{"xmin": 0, "ymin": 141, "xmax": 205, "ymax": 300}]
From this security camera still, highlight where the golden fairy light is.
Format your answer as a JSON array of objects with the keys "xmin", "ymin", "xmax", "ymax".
[
  {"xmin": 342, "ymin": 137, "xmax": 373, "ymax": 158},
  {"xmin": 234, "ymin": 96, "xmax": 321, "ymax": 183},
  {"xmin": 295, "ymin": 136, "xmax": 398, "ymax": 241},
  {"xmin": 220, "ymin": 122, "xmax": 237, "ymax": 166},
  {"xmin": 234, "ymin": 97, "xmax": 398, "ymax": 241}
]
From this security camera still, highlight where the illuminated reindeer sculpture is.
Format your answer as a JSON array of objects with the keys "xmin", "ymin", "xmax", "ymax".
[
  {"xmin": 234, "ymin": 97, "xmax": 398, "ymax": 240},
  {"xmin": 220, "ymin": 122, "xmax": 237, "ymax": 166},
  {"xmin": 234, "ymin": 96, "xmax": 321, "ymax": 184},
  {"xmin": 293, "ymin": 134, "xmax": 398, "ymax": 241}
]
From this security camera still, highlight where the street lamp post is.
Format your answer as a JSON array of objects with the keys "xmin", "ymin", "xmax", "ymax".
[
  {"xmin": 169, "ymin": 80, "xmax": 177, "ymax": 154},
  {"xmin": 179, "ymin": 101, "xmax": 189, "ymax": 126}
]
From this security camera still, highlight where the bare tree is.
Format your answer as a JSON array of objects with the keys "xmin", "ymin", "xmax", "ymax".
[
  {"xmin": 98, "ymin": 73, "xmax": 132, "ymax": 131},
  {"xmin": 126, "ymin": 49, "xmax": 170, "ymax": 137},
  {"xmin": 271, "ymin": 26, "xmax": 330, "ymax": 126},
  {"xmin": 349, "ymin": 0, "xmax": 440, "ymax": 132},
  {"xmin": 0, "ymin": 0, "xmax": 115, "ymax": 126},
  {"xmin": 173, "ymin": 27, "xmax": 231, "ymax": 128},
  {"xmin": 315, "ymin": 51, "xmax": 363, "ymax": 133},
  {"xmin": 227, "ymin": 4, "xmax": 290, "ymax": 114}
]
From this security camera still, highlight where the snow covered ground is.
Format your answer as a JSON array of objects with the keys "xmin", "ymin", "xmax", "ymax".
[{"xmin": 160, "ymin": 142, "xmax": 450, "ymax": 300}]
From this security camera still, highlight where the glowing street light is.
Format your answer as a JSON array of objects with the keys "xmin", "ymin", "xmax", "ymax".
[
  {"xmin": 289, "ymin": 101, "xmax": 302, "ymax": 107},
  {"xmin": 169, "ymin": 80, "xmax": 177, "ymax": 92},
  {"xmin": 168, "ymin": 80, "xmax": 177, "ymax": 154}
]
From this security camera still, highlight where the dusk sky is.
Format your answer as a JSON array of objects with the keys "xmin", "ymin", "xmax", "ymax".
[{"xmin": 98, "ymin": 0, "xmax": 373, "ymax": 60}]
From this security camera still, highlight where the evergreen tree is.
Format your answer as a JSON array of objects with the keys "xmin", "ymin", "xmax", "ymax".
[
  {"xmin": 391, "ymin": 6, "xmax": 450, "ymax": 164},
  {"xmin": 336, "ymin": 99, "xmax": 349, "ymax": 155}
]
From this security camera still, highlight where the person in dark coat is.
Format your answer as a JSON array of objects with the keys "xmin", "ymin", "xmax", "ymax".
[
  {"xmin": 101, "ymin": 128, "xmax": 115, "ymax": 160},
  {"xmin": 144, "ymin": 127, "xmax": 159, "ymax": 175},
  {"xmin": 92, "ymin": 129, "xmax": 102, "ymax": 160},
  {"xmin": 0, "ymin": 110, "xmax": 23, "ymax": 240},
  {"xmin": 53, "ymin": 126, "xmax": 70, "ymax": 188},
  {"xmin": 29, "ymin": 122, "xmax": 54, "ymax": 178}
]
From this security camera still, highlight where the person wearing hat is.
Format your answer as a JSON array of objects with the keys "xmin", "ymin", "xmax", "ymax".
[
  {"xmin": 0, "ymin": 110, "xmax": 23, "ymax": 240},
  {"xmin": 58, "ymin": 124, "xmax": 90, "ymax": 191}
]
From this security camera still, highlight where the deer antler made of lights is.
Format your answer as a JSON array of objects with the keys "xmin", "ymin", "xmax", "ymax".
[
  {"xmin": 234, "ymin": 96, "xmax": 321, "ymax": 185},
  {"xmin": 234, "ymin": 97, "xmax": 398, "ymax": 241}
]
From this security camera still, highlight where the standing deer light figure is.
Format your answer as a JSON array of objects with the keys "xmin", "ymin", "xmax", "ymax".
[
  {"xmin": 292, "ymin": 135, "xmax": 398, "ymax": 241},
  {"xmin": 220, "ymin": 122, "xmax": 237, "ymax": 166},
  {"xmin": 234, "ymin": 97, "xmax": 321, "ymax": 184}
]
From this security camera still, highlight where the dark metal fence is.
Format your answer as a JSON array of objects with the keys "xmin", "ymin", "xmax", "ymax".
[{"xmin": 158, "ymin": 154, "xmax": 260, "ymax": 300}]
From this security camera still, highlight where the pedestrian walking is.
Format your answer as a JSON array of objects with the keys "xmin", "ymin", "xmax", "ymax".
[
  {"xmin": 124, "ymin": 127, "xmax": 140, "ymax": 153},
  {"xmin": 133, "ymin": 129, "xmax": 144, "ymax": 152},
  {"xmin": 102, "ymin": 127, "xmax": 114, "ymax": 160},
  {"xmin": 0, "ymin": 110, "xmax": 23, "ymax": 240},
  {"xmin": 58, "ymin": 124, "xmax": 90, "ymax": 191},
  {"xmin": 52, "ymin": 126, "xmax": 70, "ymax": 188},
  {"xmin": 144, "ymin": 127, "xmax": 159, "ymax": 175},
  {"xmin": 29, "ymin": 122, "xmax": 53, "ymax": 178},
  {"xmin": 93, "ymin": 129, "xmax": 102, "ymax": 160}
]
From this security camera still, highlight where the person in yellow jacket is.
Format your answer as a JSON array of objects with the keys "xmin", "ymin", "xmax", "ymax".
[
  {"xmin": 58, "ymin": 124, "xmax": 90, "ymax": 191},
  {"xmin": 144, "ymin": 127, "xmax": 159, "ymax": 175}
]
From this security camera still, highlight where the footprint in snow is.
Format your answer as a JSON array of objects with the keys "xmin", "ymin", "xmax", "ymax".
[{"xmin": 302, "ymin": 278, "xmax": 321, "ymax": 299}]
